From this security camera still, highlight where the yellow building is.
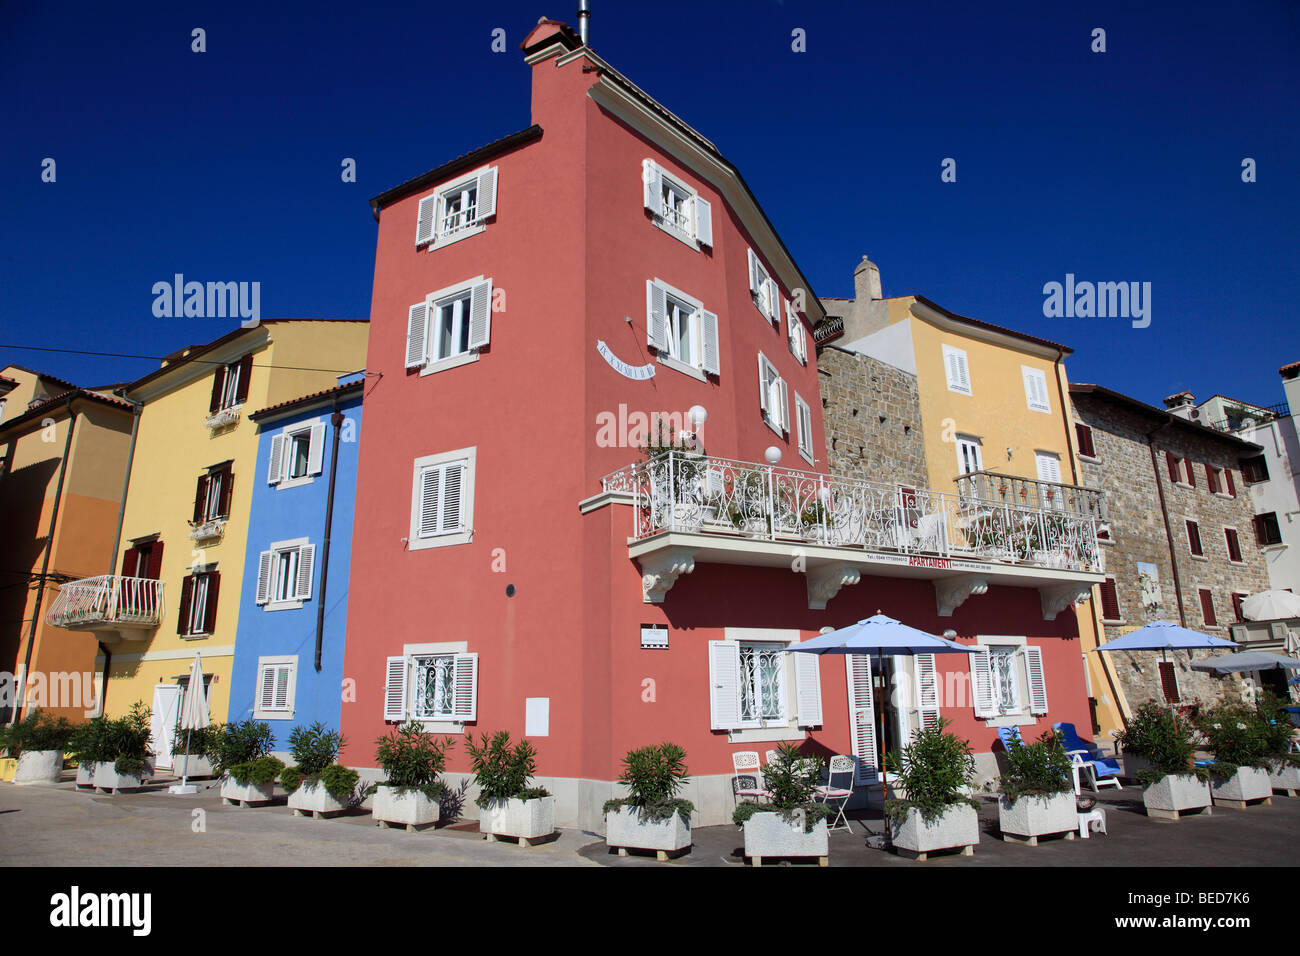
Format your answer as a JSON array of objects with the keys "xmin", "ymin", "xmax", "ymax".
[
  {"xmin": 47, "ymin": 321, "xmax": 367, "ymax": 757},
  {"xmin": 823, "ymin": 256, "xmax": 1122, "ymax": 740}
]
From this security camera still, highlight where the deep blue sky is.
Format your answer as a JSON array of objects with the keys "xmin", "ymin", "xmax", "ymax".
[{"xmin": 2, "ymin": 1, "xmax": 1297, "ymax": 408}]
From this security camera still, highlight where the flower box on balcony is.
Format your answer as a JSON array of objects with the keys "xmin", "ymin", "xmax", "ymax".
[
  {"xmin": 188, "ymin": 520, "xmax": 226, "ymax": 543},
  {"xmin": 13, "ymin": 750, "xmax": 64, "ymax": 785},
  {"xmin": 204, "ymin": 406, "xmax": 240, "ymax": 430}
]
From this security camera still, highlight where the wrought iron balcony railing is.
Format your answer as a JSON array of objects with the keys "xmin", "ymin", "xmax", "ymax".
[
  {"xmin": 953, "ymin": 471, "xmax": 1107, "ymax": 522},
  {"xmin": 602, "ymin": 452, "xmax": 1102, "ymax": 572},
  {"xmin": 46, "ymin": 575, "xmax": 165, "ymax": 630}
]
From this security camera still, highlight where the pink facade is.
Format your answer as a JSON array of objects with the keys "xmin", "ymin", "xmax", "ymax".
[{"xmin": 341, "ymin": 21, "xmax": 1099, "ymax": 828}]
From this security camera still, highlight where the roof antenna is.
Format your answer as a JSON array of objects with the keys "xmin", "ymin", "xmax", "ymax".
[{"xmin": 578, "ymin": 0, "xmax": 590, "ymax": 45}]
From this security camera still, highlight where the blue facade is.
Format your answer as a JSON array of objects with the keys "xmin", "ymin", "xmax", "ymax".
[{"xmin": 228, "ymin": 378, "xmax": 363, "ymax": 748}]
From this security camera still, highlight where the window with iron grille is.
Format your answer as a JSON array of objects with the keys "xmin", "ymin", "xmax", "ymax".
[
  {"xmin": 1254, "ymin": 512, "xmax": 1282, "ymax": 546},
  {"xmin": 738, "ymin": 642, "xmax": 786, "ymax": 723},
  {"xmin": 412, "ymin": 655, "xmax": 457, "ymax": 720},
  {"xmin": 1242, "ymin": 455, "xmax": 1269, "ymax": 484},
  {"xmin": 1199, "ymin": 589, "xmax": 1217, "ymax": 626}
]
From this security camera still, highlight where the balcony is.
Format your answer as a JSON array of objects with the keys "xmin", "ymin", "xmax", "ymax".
[
  {"xmin": 205, "ymin": 405, "xmax": 241, "ymax": 430},
  {"xmin": 46, "ymin": 575, "xmax": 165, "ymax": 639},
  {"xmin": 600, "ymin": 452, "xmax": 1105, "ymax": 616},
  {"xmin": 189, "ymin": 518, "xmax": 226, "ymax": 543},
  {"xmin": 953, "ymin": 471, "xmax": 1107, "ymax": 522}
]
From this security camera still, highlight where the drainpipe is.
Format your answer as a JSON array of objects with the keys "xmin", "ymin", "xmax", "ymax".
[
  {"xmin": 108, "ymin": 390, "xmax": 143, "ymax": 567},
  {"xmin": 314, "ymin": 407, "xmax": 344, "ymax": 672},
  {"xmin": 1146, "ymin": 422, "xmax": 1187, "ymax": 626},
  {"xmin": 16, "ymin": 396, "xmax": 77, "ymax": 722}
]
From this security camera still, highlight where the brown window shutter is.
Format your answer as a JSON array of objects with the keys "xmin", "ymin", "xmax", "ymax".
[
  {"xmin": 1199, "ymin": 589, "xmax": 1217, "ymax": 626},
  {"xmin": 1075, "ymin": 423, "xmax": 1095, "ymax": 458},
  {"xmin": 1186, "ymin": 520, "xmax": 1202, "ymax": 555},
  {"xmin": 202, "ymin": 572, "xmax": 220, "ymax": 633},
  {"xmin": 217, "ymin": 468, "xmax": 233, "ymax": 518},
  {"xmin": 1225, "ymin": 469, "xmax": 1236, "ymax": 497},
  {"xmin": 1158, "ymin": 661, "xmax": 1180, "ymax": 703},
  {"xmin": 121, "ymin": 547, "xmax": 134, "ymax": 577},
  {"xmin": 1166, "ymin": 451, "xmax": 1179, "ymax": 482},
  {"xmin": 209, "ymin": 367, "xmax": 226, "ymax": 413},
  {"xmin": 1225, "ymin": 528, "xmax": 1241, "ymax": 562},
  {"xmin": 1100, "ymin": 578, "xmax": 1120, "ymax": 619},
  {"xmin": 235, "ymin": 354, "xmax": 253, "ymax": 404},
  {"xmin": 145, "ymin": 540, "xmax": 164, "ymax": 580},
  {"xmin": 177, "ymin": 575, "xmax": 195, "ymax": 635},
  {"xmin": 1231, "ymin": 593, "xmax": 1245, "ymax": 622},
  {"xmin": 1184, "ymin": 459, "xmax": 1195, "ymax": 487},
  {"xmin": 1205, "ymin": 465, "xmax": 1218, "ymax": 494},
  {"xmin": 193, "ymin": 474, "xmax": 209, "ymax": 523}
]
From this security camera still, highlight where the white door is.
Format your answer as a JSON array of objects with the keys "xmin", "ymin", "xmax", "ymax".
[{"xmin": 150, "ymin": 684, "xmax": 182, "ymax": 771}]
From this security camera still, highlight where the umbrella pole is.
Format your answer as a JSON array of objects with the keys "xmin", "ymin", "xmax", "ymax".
[
  {"xmin": 878, "ymin": 650, "xmax": 889, "ymax": 808},
  {"xmin": 181, "ymin": 727, "xmax": 192, "ymax": 788}
]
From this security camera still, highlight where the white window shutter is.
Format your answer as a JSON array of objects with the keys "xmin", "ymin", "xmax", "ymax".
[
  {"xmin": 914, "ymin": 653, "xmax": 941, "ymax": 732},
  {"xmin": 794, "ymin": 653, "xmax": 822, "ymax": 728},
  {"xmin": 384, "ymin": 656, "xmax": 407, "ymax": 722},
  {"xmin": 256, "ymin": 551, "xmax": 272, "ymax": 605},
  {"xmin": 405, "ymin": 302, "xmax": 428, "ymax": 369},
  {"xmin": 700, "ymin": 309, "xmax": 720, "ymax": 376},
  {"xmin": 757, "ymin": 355, "xmax": 770, "ymax": 415},
  {"xmin": 786, "ymin": 299, "xmax": 799, "ymax": 355},
  {"xmin": 296, "ymin": 543, "xmax": 315, "ymax": 601},
  {"xmin": 267, "ymin": 435, "xmax": 284, "ymax": 485},
  {"xmin": 441, "ymin": 463, "xmax": 464, "ymax": 532},
  {"xmin": 747, "ymin": 248, "xmax": 760, "ymax": 295},
  {"xmin": 415, "ymin": 195, "xmax": 436, "ymax": 246},
  {"xmin": 846, "ymin": 655, "xmax": 878, "ymax": 784},
  {"xmin": 273, "ymin": 665, "xmax": 291, "ymax": 710},
  {"xmin": 708, "ymin": 640, "xmax": 741, "ymax": 730},
  {"xmin": 452, "ymin": 652, "xmax": 478, "ymax": 722},
  {"xmin": 646, "ymin": 280, "xmax": 668, "ymax": 352},
  {"xmin": 971, "ymin": 648, "xmax": 997, "ymax": 717},
  {"xmin": 766, "ymin": 278, "xmax": 780, "ymax": 324},
  {"xmin": 958, "ymin": 352, "xmax": 971, "ymax": 392},
  {"xmin": 307, "ymin": 423, "xmax": 326, "ymax": 476},
  {"xmin": 1036, "ymin": 453, "xmax": 1062, "ymax": 485},
  {"xmin": 693, "ymin": 195, "xmax": 712, "ymax": 246},
  {"xmin": 468, "ymin": 278, "xmax": 492, "ymax": 350},
  {"xmin": 642, "ymin": 159, "xmax": 662, "ymax": 213},
  {"xmin": 259, "ymin": 666, "xmax": 276, "ymax": 710},
  {"xmin": 1024, "ymin": 645, "xmax": 1049, "ymax": 715},
  {"xmin": 796, "ymin": 397, "xmax": 813, "ymax": 457},
  {"xmin": 777, "ymin": 377, "xmax": 790, "ymax": 432},
  {"xmin": 475, "ymin": 166, "xmax": 498, "ymax": 220},
  {"xmin": 418, "ymin": 467, "xmax": 441, "ymax": 537}
]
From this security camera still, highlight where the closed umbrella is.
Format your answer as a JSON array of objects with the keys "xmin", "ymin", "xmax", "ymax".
[
  {"xmin": 787, "ymin": 613, "xmax": 974, "ymax": 809},
  {"xmin": 1241, "ymin": 590, "xmax": 1300, "ymax": 622},
  {"xmin": 168, "ymin": 654, "xmax": 210, "ymax": 795}
]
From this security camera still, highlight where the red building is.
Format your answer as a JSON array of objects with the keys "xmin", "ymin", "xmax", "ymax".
[{"xmin": 340, "ymin": 19, "xmax": 1105, "ymax": 828}]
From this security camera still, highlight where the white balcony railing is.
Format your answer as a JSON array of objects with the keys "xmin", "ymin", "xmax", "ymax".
[
  {"xmin": 205, "ymin": 405, "xmax": 241, "ymax": 430},
  {"xmin": 189, "ymin": 518, "xmax": 226, "ymax": 542},
  {"xmin": 439, "ymin": 204, "xmax": 479, "ymax": 238},
  {"xmin": 953, "ymin": 471, "xmax": 1106, "ymax": 522},
  {"xmin": 602, "ymin": 452, "xmax": 1103, "ymax": 573},
  {"xmin": 46, "ymin": 575, "xmax": 165, "ymax": 630}
]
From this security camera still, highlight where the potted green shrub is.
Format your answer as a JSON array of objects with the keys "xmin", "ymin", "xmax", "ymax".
[
  {"xmin": 4, "ymin": 710, "xmax": 74, "ymax": 785},
  {"xmin": 371, "ymin": 721, "xmax": 453, "ymax": 831},
  {"xmin": 1117, "ymin": 702, "xmax": 1211, "ymax": 820},
  {"xmin": 732, "ymin": 742, "xmax": 829, "ymax": 866},
  {"xmin": 211, "ymin": 720, "xmax": 283, "ymax": 806},
  {"xmin": 1196, "ymin": 701, "xmax": 1275, "ymax": 808},
  {"xmin": 466, "ymin": 730, "xmax": 554, "ymax": 846},
  {"xmin": 95, "ymin": 701, "xmax": 152, "ymax": 793},
  {"xmin": 282, "ymin": 722, "xmax": 358, "ymax": 818},
  {"xmin": 996, "ymin": 729, "xmax": 1076, "ymax": 845},
  {"xmin": 68, "ymin": 717, "xmax": 112, "ymax": 789},
  {"xmin": 171, "ymin": 722, "xmax": 216, "ymax": 779},
  {"xmin": 603, "ymin": 742, "xmax": 694, "ymax": 860},
  {"xmin": 886, "ymin": 717, "xmax": 981, "ymax": 859},
  {"xmin": 1258, "ymin": 691, "xmax": 1300, "ymax": 796}
]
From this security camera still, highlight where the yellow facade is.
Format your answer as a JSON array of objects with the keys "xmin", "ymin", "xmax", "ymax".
[{"xmin": 103, "ymin": 321, "xmax": 367, "ymax": 722}]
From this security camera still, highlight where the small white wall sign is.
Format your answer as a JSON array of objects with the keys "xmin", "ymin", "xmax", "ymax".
[
  {"xmin": 641, "ymin": 624, "xmax": 668, "ymax": 649},
  {"xmin": 525, "ymin": 697, "xmax": 550, "ymax": 737}
]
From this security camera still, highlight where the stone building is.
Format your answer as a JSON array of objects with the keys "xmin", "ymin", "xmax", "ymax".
[{"xmin": 1069, "ymin": 383, "xmax": 1271, "ymax": 711}]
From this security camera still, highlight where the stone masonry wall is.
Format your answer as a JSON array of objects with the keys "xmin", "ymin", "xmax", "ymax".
[
  {"xmin": 818, "ymin": 346, "xmax": 928, "ymax": 489},
  {"xmin": 1071, "ymin": 393, "xmax": 1271, "ymax": 711}
]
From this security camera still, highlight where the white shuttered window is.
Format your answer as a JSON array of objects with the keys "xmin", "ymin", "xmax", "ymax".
[
  {"xmin": 409, "ymin": 447, "xmax": 476, "ymax": 550},
  {"xmin": 256, "ymin": 538, "xmax": 315, "ymax": 608},
  {"xmin": 253, "ymin": 656, "xmax": 297, "ymax": 720},
  {"xmin": 383, "ymin": 651, "xmax": 478, "ymax": 725},
  {"xmin": 641, "ymin": 159, "xmax": 713, "ymax": 249},
  {"xmin": 645, "ymin": 278, "xmax": 720, "ymax": 378},
  {"xmin": 1022, "ymin": 366, "xmax": 1051, "ymax": 412},
  {"xmin": 415, "ymin": 165, "xmax": 498, "ymax": 249},
  {"xmin": 942, "ymin": 344, "xmax": 972, "ymax": 395}
]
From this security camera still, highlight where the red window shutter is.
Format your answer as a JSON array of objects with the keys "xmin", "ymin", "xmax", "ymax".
[
  {"xmin": 1254, "ymin": 515, "xmax": 1265, "ymax": 544},
  {"xmin": 1184, "ymin": 459, "xmax": 1195, "ymax": 487},
  {"xmin": 177, "ymin": 575, "xmax": 195, "ymax": 635},
  {"xmin": 1166, "ymin": 451, "xmax": 1179, "ymax": 482},
  {"xmin": 202, "ymin": 572, "xmax": 220, "ymax": 633},
  {"xmin": 1158, "ymin": 662, "xmax": 1180, "ymax": 703},
  {"xmin": 208, "ymin": 367, "xmax": 226, "ymax": 413},
  {"xmin": 192, "ymin": 474, "xmax": 210, "ymax": 523},
  {"xmin": 121, "ymin": 547, "xmax": 133, "ymax": 577},
  {"xmin": 1186, "ymin": 520, "xmax": 1202, "ymax": 555},
  {"xmin": 1231, "ymin": 593, "xmax": 1245, "ymax": 622},
  {"xmin": 145, "ymin": 540, "xmax": 164, "ymax": 580},
  {"xmin": 1100, "ymin": 578, "xmax": 1120, "ymax": 619},
  {"xmin": 217, "ymin": 468, "xmax": 233, "ymax": 518},
  {"xmin": 1225, "ymin": 469, "xmax": 1236, "ymax": 497},
  {"xmin": 1225, "ymin": 528, "xmax": 1241, "ymax": 562},
  {"xmin": 235, "ymin": 354, "xmax": 253, "ymax": 404},
  {"xmin": 1205, "ymin": 465, "xmax": 1219, "ymax": 494},
  {"xmin": 1075, "ymin": 423, "xmax": 1095, "ymax": 458},
  {"xmin": 1199, "ymin": 589, "xmax": 1217, "ymax": 626}
]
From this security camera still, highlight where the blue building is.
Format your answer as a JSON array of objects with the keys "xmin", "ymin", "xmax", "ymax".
[{"xmin": 228, "ymin": 374, "xmax": 363, "ymax": 747}]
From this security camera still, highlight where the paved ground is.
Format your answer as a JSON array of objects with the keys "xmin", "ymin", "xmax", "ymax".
[{"xmin": 2, "ymin": 774, "xmax": 1295, "ymax": 867}]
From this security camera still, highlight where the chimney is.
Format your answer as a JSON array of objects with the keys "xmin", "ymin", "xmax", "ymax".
[
  {"xmin": 577, "ymin": 0, "xmax": 590, "ymax": 45},
  {"xmin": 1162, "ymin": 391, "xmax": 1195, "ymax": 420},
  {"xmin": 854, "ymin": 255, "xmax": 882, "ymax": 303},
  {"xmin": 1280, "ymin": 362, "xmax": 1300, "ymax": 419}
]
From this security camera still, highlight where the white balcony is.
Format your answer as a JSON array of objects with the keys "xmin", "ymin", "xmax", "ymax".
[
  {"xmin": 205, "ymin": 405, "xmax": 241, "ymax": 430},
  {"xmin": 189, "ymin": 519, "xmax": 226, "ymax": 543},
  {"xmin": 600, "ymin": 452, "xmax": 1105, "ymax": 616},
  {"xmin": 46, "ymin": 575, "xmax": 164, "ymax": 639}
]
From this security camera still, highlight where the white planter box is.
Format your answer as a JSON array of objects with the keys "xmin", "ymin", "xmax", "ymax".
[
  {"xmin": 1210, "ymin": 767, "xmax": 1273, "ymax": 806},
  {"xmin": 889, "ymin": 803, "xmax": 980, "ymax": 860},
  {"xmin": 479, "ymin": 796, "xmax": 557, "ymax": 846},
  {"xmin": 93, "ymin": 761, "xmax": 143, "ymax": 793},
  {"xmin": 171, "ymin": 754, "xmax": 214, "ymax": 779},
  {"xmin": 220, "ymin": 775, "xmax": 276, "ymax": 806},
  {"xmin": 742, "ymin": 810, "xmax": 829, "ymax": 866},
  {"xmin": 14, "ymin": 750, "xmax": 63, "ymax": 785},
  {"xmin": 288, "ymin": 780, "xmax": 347, "ymax": 818},
  {"xmin": 1268, "ymin": 761, "xmax": 1299, "ymax": 795},
  {"xmin": 998, "ymin": 791, "xmax": 1077, "ymax": 845},
  {"xmin": 75, "ymin": 763, "xmax": 95, "ymax": 788},
  {"xmin": 372, "ymin": 785, "xmax": 440, "ymax": 830},
  {"xmin": 605, "ymin": 805, "xmax": 691, "ymax": 859},
  {"xmin": 1143, "ymin": 773, "xmax": 1212, "ymax": 820}
]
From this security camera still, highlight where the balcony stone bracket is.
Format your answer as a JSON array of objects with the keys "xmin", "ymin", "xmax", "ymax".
[
  {"xmin": 934, "ymin": 575, "xmax": 989, "ymax": 617},
  {"xmin": 638, "ymin": 547, "xmax": 698, "ymax": 603},
  {"xmin": 806, "ymin": 563, "xmax": 862, "ymax": 610},
  {"xmin": 1039, "ymin": 584, "xmax": 1093, "ymax": 621}
]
